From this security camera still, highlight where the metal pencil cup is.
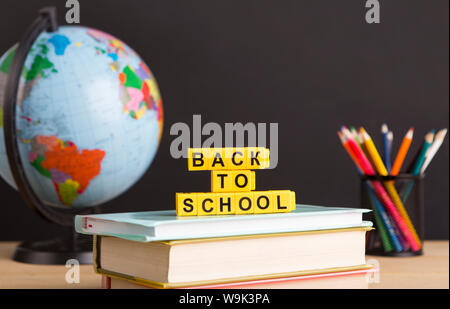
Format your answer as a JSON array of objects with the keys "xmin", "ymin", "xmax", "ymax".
[{"xmin": 360, "ymin": 174, "xmax": 424, "ymax": 257}]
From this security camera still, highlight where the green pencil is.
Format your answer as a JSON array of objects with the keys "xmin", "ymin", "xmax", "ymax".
[{"xmin": 401, "ymin": 130, "xmax": 435, "ymax": 202}]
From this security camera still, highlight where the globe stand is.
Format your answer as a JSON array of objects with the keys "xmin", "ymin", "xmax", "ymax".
[
  {"xmin": 3, "ymin": 7, "xmax": 100, "ymax": 265},
  {"xmin": 13, "ymin": 229, "xmax": 93, "ymax": 265}
]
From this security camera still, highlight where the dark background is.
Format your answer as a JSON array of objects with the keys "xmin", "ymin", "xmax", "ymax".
[{"xmin": 0, "ymin": 0, "xmax": 448, "ymax": 240}]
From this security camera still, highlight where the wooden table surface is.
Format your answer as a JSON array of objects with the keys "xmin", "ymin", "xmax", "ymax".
[{"xmin": 0, "ymin": 240, "xmax": 448, "ymax": 289}]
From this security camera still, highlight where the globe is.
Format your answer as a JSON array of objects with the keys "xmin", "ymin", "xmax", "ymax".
[{"xmin": 0, "ymin": 25, "xmax": 163, "ymax": 210}]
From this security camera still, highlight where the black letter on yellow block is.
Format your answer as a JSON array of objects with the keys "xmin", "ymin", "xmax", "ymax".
[
  {"xmin": 250, "ymin": 151, "xmax": 261, "ymax": 166},
  {"xmin": 232, "ymin": 151, "xmax": 244, "ymax": 166},
  {"xmin": 193, "ymin": 153, "xmax": 204, "ymax": 167},
  {"xmin": 183, "ymin": 198, "xmax": 194, "ymax": 212},
  {"xmin": 220, "ymin": 197, "xmax": 231, "ymax": 212},
  {"xmin": 276, "ymin": 195, "xmax": 287, "ymax": 210},
  {"xmin": 235, "ymin": 174, "xmax": 248, "ymax": 188},
  {"xmin": 212, "ymin": 153, "xmax": 225, "ymax": 167},
  {"xmin": 217, "ymin": 174, "xmax": 228, "ymax": 188},
  {"xmin": 257, "ymin": 195, "xmax": 270, "ymax": 209},
  {"xmin": 238, "ymin": 197, "xmax": 252, "ymax": 211},
  {"xmin": 202, "ymin": 199, "xmax": 214, "ymax": 213}
]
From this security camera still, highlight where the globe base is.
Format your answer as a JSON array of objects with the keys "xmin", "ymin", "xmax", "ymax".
[{"xmin": 13, "ymin": 229, "xmax": 93, "ymax": 265}]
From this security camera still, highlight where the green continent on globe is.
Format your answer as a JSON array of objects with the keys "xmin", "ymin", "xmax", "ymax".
[
  {"xmin": 27, "ymin": 135, "xmax": 105, "ymax": 206},
  {"xmin": 87, "ymin": 29, "xmax": 163, "ymax": 126},
  {"xmin": 0, "ymin": 40, "xmax": 58, "ymax": 115}
]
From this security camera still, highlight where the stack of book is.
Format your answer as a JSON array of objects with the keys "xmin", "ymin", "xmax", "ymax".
[{"xmin": 76, "ymin": 204, "xmax": 375, "ymax": 289}]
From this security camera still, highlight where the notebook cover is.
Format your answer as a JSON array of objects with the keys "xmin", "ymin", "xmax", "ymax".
[
  {"xmin": 77, "ymin": 204, "xmax": 372, "ymax": 242},
  {"xmin": 93, "ymin": 226, "xmax": 373, "ymax": 289}
]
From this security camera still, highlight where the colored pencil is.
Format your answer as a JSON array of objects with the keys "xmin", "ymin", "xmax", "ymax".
[
  {"xmin": 420, "ymin": 128, "xmax": 447, "ymax": 174},
  {"xmin": 366, "ymin": 185, "xmax": 403, "ymax": 252},
  {"xmin": 401, "ymin": 131, "xmax": 435, "ymax": 203},
  {"xmin": 338, "ymin": 131, "xmax": 401, "ymax": 251},
  {"xmin": 388, "ymin": 212, "xmax": 410, "ymax": 251},
  {"xmin": 371, "ymin": 206, "xmax": 394, "ymax": 252},
  {"xmin": 350, "ymin": 126, "xmax": 360, "ymax": 143},
  {"xmin": 391, "ymin": 128, "xmax": 414, "ymax": 176},
  {"xmin": 360, "ymin": 127, "xmax": 389, "ymax": 175},
  {"xmin": 359, "ymin": 128, "xmax": 421, "ymax": 249},
  {"xmin": 381, "ymin": 124, "xmax": 392, "ymax": 173},
  {"xmin": 406, "ymin": 142, "xmax": 423, "ymax": 173},
  {"xmin": 337, "ymin": 131, "xmax": 363, "ymax": 173},
  {"xmin": 341, "ymin": 128, "xmax": 421, "ymax": 251},
  {"xmin": 411, "ymin": 131, "xmax": 435, "ymax": 175},
  {"xmin": 387, "ymin": 131, "xmax": 393, "ymax": 171}
]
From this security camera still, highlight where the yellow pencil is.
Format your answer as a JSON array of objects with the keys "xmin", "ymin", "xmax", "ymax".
[
  {"xmin": 360, "ymin": 127, "xmax": 422, "ymax": 249},
  {"xmin": 359, "ymin": 127, "xmax": 389, "ymax": 175}
]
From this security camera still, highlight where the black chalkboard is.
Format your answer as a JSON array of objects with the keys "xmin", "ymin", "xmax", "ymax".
[{"xmin": 0, "ymin": 0, "xmax": 447, "ymax": 240}]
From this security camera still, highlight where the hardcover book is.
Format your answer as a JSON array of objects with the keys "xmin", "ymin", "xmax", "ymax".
[{"xmin": 93, "ymin": 226, "xmax": 372, "ymax": 288}]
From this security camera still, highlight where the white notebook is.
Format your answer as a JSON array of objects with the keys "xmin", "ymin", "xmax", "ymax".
[{"xmin": 75, "ymin": 204, "xmax": 372, "ymax": 242}]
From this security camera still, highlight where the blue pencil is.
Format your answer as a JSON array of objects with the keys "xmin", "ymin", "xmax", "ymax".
[
  {"xmin": 387, "ymin": 131, "xmax": 393, "ymax": 173},
  {"xmin": 366, "ymin": 183, "xmax": 403, "ymax": 252},
  {"xmin": 381, "ymin": 123, "xmax": 392, "ymax": 174}
]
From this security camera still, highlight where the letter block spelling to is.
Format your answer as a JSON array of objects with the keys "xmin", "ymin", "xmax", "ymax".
[
  {"xmin": 211, "ymin": 170, "xmax": 256, "ymax": 192},
  {"xmin": 176, "ymin": 191, "xmax": 296, "ymax": 216},
  {"xmin": 187, "ymin": 147, "xmax": 270, "ymax": 171}
]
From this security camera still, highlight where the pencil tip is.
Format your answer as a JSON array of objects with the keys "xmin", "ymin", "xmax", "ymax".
[
  {"xmin": 406, "ymin": 127, "xmax": 414, "ymax": 138},
  {"xmin": 381, "ymin": 123, "xmax": 388, "ymax": 133},
  {"xmin": 360, "ymin": 127, "xmax": 370, "ymax": 139},
  {"xmin": 436, "ymin": 128, "xmax": 448, "ymax": 139},
  {"xmin": 425, "ymin": 131, "xmax": 435, "ymax": 143},
  {"xmin": 337, "ymin": 131, "xmax": 345, "ymax": 143}
]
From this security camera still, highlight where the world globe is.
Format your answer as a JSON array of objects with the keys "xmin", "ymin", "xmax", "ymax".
[{"xmin": 0, "ymin": 25, "xmax": 163, "ymax": 210}]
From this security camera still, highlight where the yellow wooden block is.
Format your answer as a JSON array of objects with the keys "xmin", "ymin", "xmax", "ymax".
[
  {"xmin": 208, "ymin": 148, "xmax": 227, "ymax": 170},
  {"xmin": 231, "ymin": 170, "xmax": 254, "ymax": 192},
  {"xmin": 197, "ymin": 193, "xmax": 218, "ymax": 216},
  {"xmin": 245, "ymin": 147, "xmax": 269, "ymax": 170},
  {"xmin": 235, "ymin": 192, "xmax": 255, "ymax": 215},
  {"xmin": 211, "ymin": 171, "xmax": 233, "ymax": 192},
  {"xmin": 231, "ymin": 147, "xmax": 246, "ymax": 168},
  {"xmin": 188, "ymin": 148, "xmax": 210, "ymax": 171},
  {"xmin": 216, "ymin": 193, "xmax": 236, "ymax": 215},
  {"xmin": 272, "ymin": 190, "xmax": 292, "ymax": 213},
  {"xmin": 254, "ymin": 191, "xmax": 274, "ymax": 214},
  {"xmin": 176, "ymin": 193, "xmax": 198, "ymax": 216}
]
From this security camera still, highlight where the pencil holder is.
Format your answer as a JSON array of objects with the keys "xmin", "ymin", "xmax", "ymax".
[{"xmin": 360, "ymin": 174, "xmax": 424, "ymax": 257}]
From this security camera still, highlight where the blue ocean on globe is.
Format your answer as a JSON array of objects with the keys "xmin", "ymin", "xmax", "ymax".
[{"xmin": 0, "ymin": 26, "xmax": 163, "ymax": 209}]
